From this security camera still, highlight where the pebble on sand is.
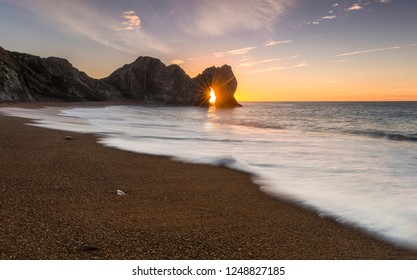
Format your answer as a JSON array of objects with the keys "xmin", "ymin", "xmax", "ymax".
[{"xmin": 117, "ymin": 190, "xmax": 126, "ymax": 196}]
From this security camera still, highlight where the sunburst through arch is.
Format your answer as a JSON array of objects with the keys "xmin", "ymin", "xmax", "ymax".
[{"xmin": 209, "ymin": 87, "xmax": 216, "ymax": 104}]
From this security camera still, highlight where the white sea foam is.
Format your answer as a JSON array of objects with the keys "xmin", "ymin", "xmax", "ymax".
[{"xmin": 2, "ymin": 102, "xmax": 417, "ymax": 249}]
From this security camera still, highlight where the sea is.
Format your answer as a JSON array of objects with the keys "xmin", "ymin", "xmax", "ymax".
[{"xmin": 2, "ymin": 102, "xmax": 417, "ymax": 249}]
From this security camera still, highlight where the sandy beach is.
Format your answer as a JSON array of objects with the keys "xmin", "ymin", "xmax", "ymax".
[{"xmin": 1, "ymin": 104, "xmax": 417, "ymax": 260}]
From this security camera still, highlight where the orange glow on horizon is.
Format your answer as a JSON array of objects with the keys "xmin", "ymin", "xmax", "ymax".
[
  {"xmin": 84, "ymin": 59, "xmax": 416, "ymax": 103},
  {"xmin": 233, "ymin": 79, "xmax": 417, "ymax": 102}
]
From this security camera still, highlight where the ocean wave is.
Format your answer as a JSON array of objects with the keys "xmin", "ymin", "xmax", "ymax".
[
  {"xmin": 345, "ymin": 130, "xmax": 417, "ymax": 142},
  {"xmin": 4, "ymin": 103, "xmax": 417, "ymax": 249},
  {"xmin": 208, "ymin": 156, "xmax": 238, "ymax": 167},
  {"xmin": 127, "ymin": 134, "xmax": 247, "ymax": 143}
]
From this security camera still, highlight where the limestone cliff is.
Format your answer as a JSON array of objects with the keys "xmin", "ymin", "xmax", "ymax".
[
  {"xmin": 0, "ymin": 46, "xmax": 241, "ymax": 107},
  {"xmin": 102, "ymin": 56, "xmax": 201, "ymax": 105},
  {"xmin": 105, "ymin": 57, "xmax": 241, "ymax": 107},
  {"xmin": 0, "ymin": 46, "xmax": 119, "ymax": 102}
]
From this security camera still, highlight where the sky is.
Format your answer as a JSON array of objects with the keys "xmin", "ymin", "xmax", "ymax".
[{"xmin": 0, "ymin": 0, "xmax": 416, "ymax": 101}]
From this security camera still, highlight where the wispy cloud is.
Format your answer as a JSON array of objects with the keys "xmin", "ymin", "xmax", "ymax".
[
  {"xmin": 306, "ymin": 0, "xmax": 393, "ymax": 27},
  {"xmin": 345, "ymin": 4, "xmax": 363, "ymax": 12},
  {"xmin": 186, "ymin": 0, "xmax": 295, "ymax": 36},
  {"xmin": 117, "ymin": 11, "xmax": 141, "ymax": 31},
  {"xmin": 187, "ymin": 56, "xmax": 206, "ymax": 61},
  {"xmin": 7, "ymin": 0, "xmax": 170, "ymax": 55},
  {"xmin": 238, "ymin": 55, "xmax": 299, "ymax": 67},
  {"xmin": 263, "ymin": 39, "xmax": 293, "ymax": 47},
  {"xmin": 213, "ymin": 37, "xmax": 293, "ymax": 59},
  {"xmin": 170, "ymin": 59, "xmax": 184, "ymax": 65},
  {"xmin": 305, "ymin": 3, "xmax": 338, "ymax": 26},
  {"xmin": 335, "ymin": 46, "xmax": 401, "ymax": 57},
  {"xmin": 321, "ymin": 15, "xmax": 336, "ymax": 20},
  {"xmin": 247, "ymin": 61, "xmax": 308, "ymax": 74},
  {"xmin": 331, "ymin": 59, "xmax": 349, "ymax": 63},
  {"xmin": 213, "ymin": 46, "xmax": 256, "ymax": 58}
]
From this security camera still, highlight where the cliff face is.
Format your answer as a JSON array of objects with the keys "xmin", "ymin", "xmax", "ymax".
[
  {"xmin": 0, "ymin": 46, "xmax": 36, "ymax": 102},
  {"xmin": 102, "ymin": 56, "xmax": 202, "ymax": 105},
  {"xmin": 105, "ymin": 57, "xmax": 241, "ymax": 107},
  {"xmin": 0, "ymin": 46, "xmax": 241, "ymax": 107},
  {"xmin": 0, "ymin": 46, "xmax": 119, "ymax": 102}
]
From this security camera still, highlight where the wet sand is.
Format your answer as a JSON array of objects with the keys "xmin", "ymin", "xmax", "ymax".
[{"xmin": 1, "ymin": 103, "xmax": 417, "ymax": 259}]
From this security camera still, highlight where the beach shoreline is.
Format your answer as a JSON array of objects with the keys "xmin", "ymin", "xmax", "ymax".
[{"xmin": 1, "ymin": 103, "xmax": 417, "ymax": 259}]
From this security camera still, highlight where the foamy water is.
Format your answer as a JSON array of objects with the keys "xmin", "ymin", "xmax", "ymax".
[{"xmin": 2, "ymin": 102, "xmax": 417, "ymax": 249}]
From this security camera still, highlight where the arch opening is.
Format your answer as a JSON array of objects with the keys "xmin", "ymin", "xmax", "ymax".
[{"xmin": 209, "ymin": 87, "xmax": 216, "ymax": 105}]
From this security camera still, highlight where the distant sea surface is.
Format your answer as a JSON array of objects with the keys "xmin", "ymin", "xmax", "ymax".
[{"xmin": 2, "ymin": 102, "xmax": 417, "ymax": 248}]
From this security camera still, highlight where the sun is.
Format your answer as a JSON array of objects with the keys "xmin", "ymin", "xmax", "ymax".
[{"xmin": 209, "ymin": 88, "xmax": 216, "ymax": 104}]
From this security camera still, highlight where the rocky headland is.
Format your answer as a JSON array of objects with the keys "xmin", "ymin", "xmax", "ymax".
[{"xmin": 0, "ymin": 46, "xmax": 240, "ymax": 107}]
